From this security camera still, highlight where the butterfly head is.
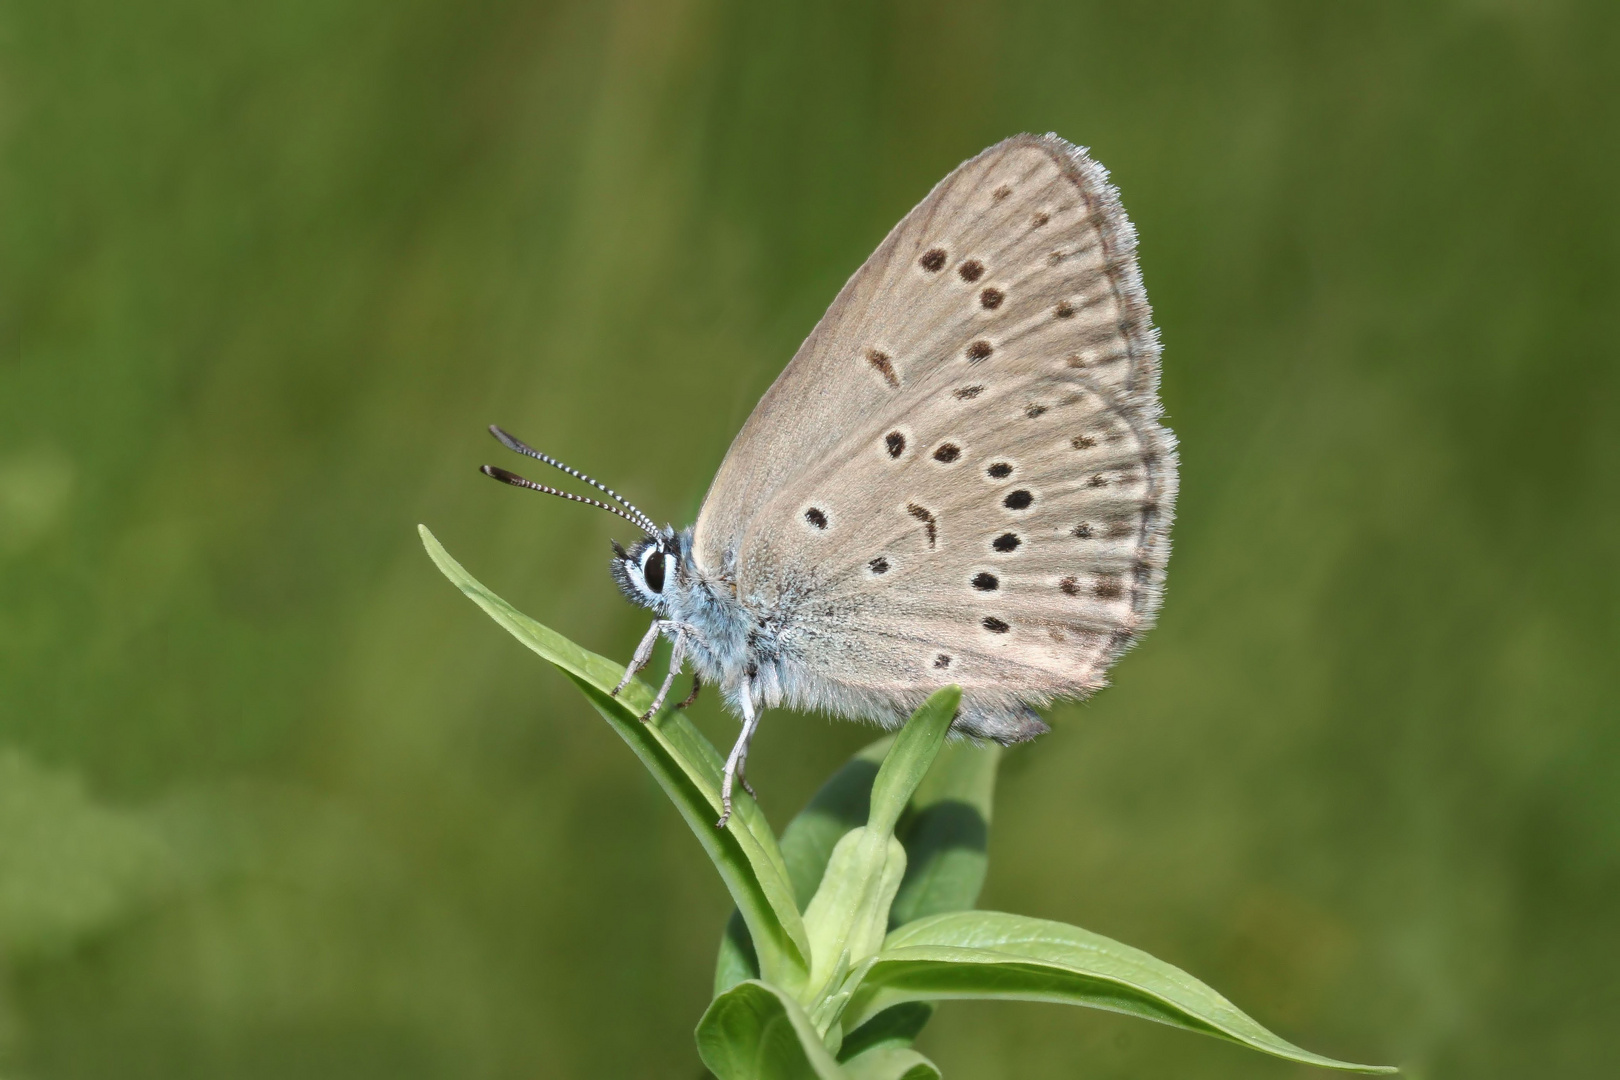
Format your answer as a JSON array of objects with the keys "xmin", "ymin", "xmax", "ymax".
[{"xmin": 610, "ymin": 530, "xmax": 683, "ymax": 612}]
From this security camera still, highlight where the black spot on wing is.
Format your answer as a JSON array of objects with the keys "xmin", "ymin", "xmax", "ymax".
[
  {"xmin": 907, "ymin": 503, "xmax": 937, "ymax": 549},
  {"xmin": 867, "ymin": 348, "xmax": 899, "ymax": 388}
]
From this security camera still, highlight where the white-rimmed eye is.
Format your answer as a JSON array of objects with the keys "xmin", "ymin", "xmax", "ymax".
[{"xmin": 641, "ymin": 549, "xmax": 666, "ymax": 594}]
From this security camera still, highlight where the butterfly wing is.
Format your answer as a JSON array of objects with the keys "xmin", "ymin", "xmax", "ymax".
[{"xmin": 692, "ymin": 134, "xmax": 1177, "ymax": 741}]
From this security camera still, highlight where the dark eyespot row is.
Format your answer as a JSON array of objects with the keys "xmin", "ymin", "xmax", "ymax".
[
  {"xmin": 934, "ymin": 654, "xmax": 952, "ymax": 669},
  {"xmin": 979, "ymin": 287, "xmax": 1003, "ymax": 310},
  {"xmin": 805, "ymin": 507, "xmax": 828, "ymax": 529},
  {"xmin": 885, "ymin": 431, "xmax": 905, "ymax": 458},
  {"xmin": 992, "ymin": 532, "xmax": 1020, "ymax": 553},
  {"xmin": 1055, "ymin": 301, "xmax": 1075, "ymax": 319},
  {"xmin": 933, "ymin": 443, "xmax": 961, "ymax": 463},
  {"xmin": 919, "ymin": 248, "xmax": 947, "ymax": 272},
  {"xmin": 966, "ymin": 340, "xmax": 993, "ymax": 362},
  {"xmin": 869, "ymin": 556, "xmax": 889, "ymax": 574},
  {"xmin": 1003, "ymin": 489, "xmax": 1034, "ymax": 510},
  {"xmin": 971, "ymin": 572, "xmax": 998, "ymax": 592},
  {"xmin": 982, "ymin": 616, "xmax": 1010, "ymax": 633},
  {"xmin": 954, "ymin": 385, "xmax": 984, "ymax": 400},
  {"xmin": 958, "ymin": 260, "xmax": 985, "ymax": 283},
  {"xmin": 987, "ymin": 462, "xmax": 1013, "ymax": 479}
]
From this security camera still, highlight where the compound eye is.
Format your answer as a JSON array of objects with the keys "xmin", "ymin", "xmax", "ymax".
[{"xmin": 641, "ymin": 549, "xmax": 666, "ymax": 594}]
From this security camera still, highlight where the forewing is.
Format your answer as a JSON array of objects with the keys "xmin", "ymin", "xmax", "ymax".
[{"xmin": 693, "ymin": 134, "xmax": 1176, "ymax": 721}]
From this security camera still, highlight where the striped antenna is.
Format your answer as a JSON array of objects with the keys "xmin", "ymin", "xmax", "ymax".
[
  {"xmin": 480, "ymin": 466, "xmax": 651, "ymax": 531},
  {"xmin": 485, "ymin": 426, "xmax": 659, "ymax": 534}
]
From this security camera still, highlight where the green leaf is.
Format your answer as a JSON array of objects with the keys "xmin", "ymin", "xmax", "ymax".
[
  {"xmin": 836, "ymin": 1003, "xmax": 934, "ymax": 1063},
  {"xmin": 717, "ymin": 742, "xmax": 888, "ymax": 997},
  {"xmin": 720, "ymin": 730, "xmax": 1002, "ymax": 1012},
  {"xmin": 839, "ymin": 1044, "xmax": 940, "ymax": 1080},
  {"xmin": 843, "ymin": 911, "xmax": 1396, "ymax": 1074},
  {"xmin": 715, "ymin": 909, "xmax": 761, "ymax": 997},
  {"xmin": 697, "ymin": 980, "xmax": 848, "ymax": 1080},
  {"xmin": 779, "ymin": 740, "xmax": 889, "ymax": 905},
  {"xmin": 713, "ymin": 690, "xmax": 967, "ymax": 1006},
  {"xmin": 889, "ymin": 741, "xmax": 999, "ymax": 927},
  {"xmin": 866, "ymin": 688, "xmax": 960, "ymax": 836},
  {"xmin": 798, "ymin": 690, "xmax": 961, "ymax": 1014},
  {"xmin": 419, "ymin": 525, "xmax": 810, "ymax": 988},
  {"xmin": 800, "ymin": 827, "xmax": 907, "ymax": 1015}
]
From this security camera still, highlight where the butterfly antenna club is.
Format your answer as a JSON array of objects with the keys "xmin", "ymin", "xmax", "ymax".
[
  {"xmin": 480, "ymin": 465, "xmax": 653, "ymax": 531},
  {"xmin": 487, "ymin": 425, "xmax": 659, "ymax": 534}
]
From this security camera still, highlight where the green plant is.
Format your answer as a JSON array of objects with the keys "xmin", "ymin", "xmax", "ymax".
[{"xmin": 421, "ymin": 526, "xmax": 1393, "ymax": 1078}]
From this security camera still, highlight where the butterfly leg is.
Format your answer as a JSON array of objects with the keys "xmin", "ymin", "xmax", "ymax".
[
  {"xmin": 639, "ymin": 630, "xmax": 687, "ymax": 723},
  {"xmin": 734, "ymin": 729, "xmax": 757, "ymax": 800},
  {"xmin": 716, "ymin": 687, "xmax": 762, "ymax": 829},
  {"xmin": 612, "ymin": 619, "xmax": 669, "ymax": 697},
  {"xmin": 675, "ymin": 672, "xmax": 702, "ymax": 710}
]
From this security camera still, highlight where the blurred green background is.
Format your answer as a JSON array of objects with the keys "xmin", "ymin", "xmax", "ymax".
[{"xmin": 2, "ymin": 1, "xmax": 1616, "ymax": 1076}]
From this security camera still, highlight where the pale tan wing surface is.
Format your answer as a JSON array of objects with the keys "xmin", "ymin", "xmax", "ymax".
[{"xmin": 691, "ymin": 134, "xmax": 1176, "ymax": 739}]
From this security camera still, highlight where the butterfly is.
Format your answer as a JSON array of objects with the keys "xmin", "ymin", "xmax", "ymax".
[{"xmin": 483, "ymin": 134, "xmax": 1177, "ymax": 826}]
